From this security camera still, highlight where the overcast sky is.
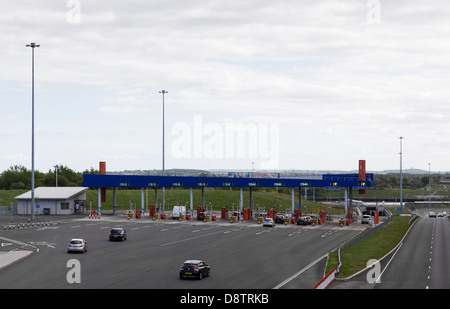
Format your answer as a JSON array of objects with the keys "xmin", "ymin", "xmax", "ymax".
[{"xmin": 1, "ymin": 0, "xmax": 450, "ymax": 173}]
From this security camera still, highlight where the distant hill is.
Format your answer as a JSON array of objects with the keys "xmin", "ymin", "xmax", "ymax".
[
  {"xmin": 376, "ymin": 168, "xmax": 432, "ymax": 175},
  {"xmin": 105, "ymin": 167, "xmax": 448, "ymax": 177}
]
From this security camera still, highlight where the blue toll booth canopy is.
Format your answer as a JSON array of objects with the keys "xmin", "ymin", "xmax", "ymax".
[{"xmin": 83, "ymin": 173, "xmax": 373, "ymax": 190}]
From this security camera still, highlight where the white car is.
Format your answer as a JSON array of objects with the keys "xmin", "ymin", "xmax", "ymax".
[
  {"xmin": 361, "ymin": 215, "xmax": 371, "ymax": 224},
  {"xmin": 67, "ymin": 239, "xmax": 87, "ymax": 253},
  {"xmin": 263, "ymin": 218, "xmax": 275, "ymax": 227}
]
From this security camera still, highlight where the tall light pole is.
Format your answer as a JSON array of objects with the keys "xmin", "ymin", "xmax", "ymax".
[
  {"xmin": 26, "ymin": 42, "xmax": 40, "ymax": 221},
  {"xmin": 54, "ymin": 165, "xmax": 58, "ymax": 187},
  {"xmin": 159, "ymin": 90, "xmax": 168, "ymax": 211},
  {"xmin": 399, "ymin": 136, "xmax": 404, "ymax": 212},
  {"xmin": 429, "ymin": 163, "xmax": 431, "ymax": 209}
]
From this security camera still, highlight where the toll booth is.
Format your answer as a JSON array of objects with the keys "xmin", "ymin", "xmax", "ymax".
[
  {"xmin": 149, "ymin": 205, "xmax": 156, "ymax": 217},
  {"xmin": 346, "ymin": 211, "xmax": 352, "ymax": 226},
  {"xmin": 243, "ymin": 208, "xmax": 251, "ymax": 221},
  {"xmin": 135, "ymin": 210, "xmax": 142, "ymax": 219},
  {"xmin": 292, "ymin": 209, "xmax": 301, "ymax": 224},
  {"xmin": 221, "ymin": 207, "xmax": 228, "ymax": 219},
  {"xmin": 374, "ymin": 212, "xmax": 379, "ymax": 224},
  {"xmin": 83, "ymin": 161, "xmax": 374, "ymax": 221},
  {"xmin": 197, "ymin": 206, "xmax": 204, "ymax": 217},
  {"xmin": 268, "ymin": 209, "xmax": 276, "ymax": 220},
  {"xmin": 319, "ymin": 210, "xmax": 326, "ymax": 224}
]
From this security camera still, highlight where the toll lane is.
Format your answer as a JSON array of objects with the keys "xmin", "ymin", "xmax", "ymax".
[
  {"xmin": 0, "ymin": 218, "xmax": 362, "ymax": 289},
  {"xmin": 375, "ymin": 213, "xmax": 450, "ymax": 289}
]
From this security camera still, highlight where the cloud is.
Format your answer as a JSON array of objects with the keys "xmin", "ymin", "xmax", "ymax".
[{"xmin": 2, "ymin": 0, "xmax": 450, "ymax": 172}]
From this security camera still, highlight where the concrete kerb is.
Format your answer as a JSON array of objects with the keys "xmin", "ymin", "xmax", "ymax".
[
  {"xmin": 0, "ymin": 250, "xmax": 34, "ymax": 271},
  {"xmin": 328, "ymin": 214, "xmax": 420, "ymax": 288}
]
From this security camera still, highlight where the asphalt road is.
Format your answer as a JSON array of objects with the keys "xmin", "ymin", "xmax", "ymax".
[
  {"xmin": 374, "ymin": 211, "xmax": 450, "ymax": 289},
  {"xmin": 0, "ymin": 215, "xmax": 363, "ymax": 289},
  {"xmin": 329, "ymin": 210, "xmax": 450, "ymax": 289}
]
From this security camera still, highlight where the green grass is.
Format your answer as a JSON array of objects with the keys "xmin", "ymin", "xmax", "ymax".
[
  {"xmin": 85, "ymin": 187, "xmax": 327, "ymax": 213},
  {"xmin": 0, "ymin": 190, "xmax": 27, "ymax": 206},
  {"xmin": 326, "ymin": 216, "xmax": 417, "ymax": 278},
  {"xmin": 0, "ymin": 188, "xmax": 327, "ymax": 214}
]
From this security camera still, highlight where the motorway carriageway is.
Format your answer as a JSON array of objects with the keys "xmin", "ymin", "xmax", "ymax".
[{"xmin": 0, "ymin": 216, "xmax": 364, "ymax": 289}]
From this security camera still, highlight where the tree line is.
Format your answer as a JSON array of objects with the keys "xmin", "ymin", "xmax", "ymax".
[
  {"xmin": 373, "ymin": 173, "xmax": 442, "ymax": 189},
  {"xmin": 0, "ymin": 164, "xmax": 445, "ymax": 191},
  {"xmin": 0, "ymin": 165, "xmax": 98, "ymax": 190}
]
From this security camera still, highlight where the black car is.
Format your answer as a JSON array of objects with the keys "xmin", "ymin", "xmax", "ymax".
[
  {"xmin": 297, "ymin": 216, "xmax": 312, "ymax": 225},
  {"xmin": 179, "ymin": 260, "xmax": 210, "ymax": 280},
  {"xmin": 275, "ymin": 214, "xmax": 285, "ymax": 224},
  {"xmin": 109, "ymin": 228, "xmax": 127, "ymax": 241},
  {"xmin": 197, "ymin": 212, "xmax": 207, "ymax": 221}
]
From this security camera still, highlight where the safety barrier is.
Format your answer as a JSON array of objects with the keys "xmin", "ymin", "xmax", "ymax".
[
  {"xmin": 313, "ymin": 214, "xmax": 394, "ymax": 289},
  {"xmin": 89, "ymin": 211, "xmax": 101, "ymax": 219},
  {"xmin": 3, "ymin": 221, "xmax": 60, "ymax": 230},
  {"xmin": 312, "ymin": 267, "xmax": 338, "ymax": 289},
  {"xmin": 151, "ymin": 213, "xmax": 166, "ymax": 220}
]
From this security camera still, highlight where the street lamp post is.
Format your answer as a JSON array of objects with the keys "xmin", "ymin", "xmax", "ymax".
[
  {"xmin": 26, "ymin": 42, "xmax": 40, "ymax": 221},
  {"xmin": 54, "ymin": 165, "xmax": 58, "ymax": 187},
  {"xmin": 399, "ymin": 136, "xmax": 404, "ymax": 213},
  {"xmin": 429, "ymin": 163, "xmax": 431, "ymax": 209},
  {"xmin": 159, "ymin": 90, "xmax": 168, "ymax": 211}
]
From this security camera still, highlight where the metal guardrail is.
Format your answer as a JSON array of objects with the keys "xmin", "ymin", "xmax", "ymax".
[
  {"xmin": 340, "ymin": 216, "xmax": 391, "ymax": 252},
  {"xmin": 312, "ymin": 211, "xmax": 419, "ymax": 288},
  {"xmin": 0, "ymin": 205, "xmax": 10, "ymax": 215},
  {"xmin": 337, "ymin": 213, "xmax": 393, "ymax": 273},
  {"xmin": 336, "ymin": 210, "xmax": 419, "ymax": 275}
]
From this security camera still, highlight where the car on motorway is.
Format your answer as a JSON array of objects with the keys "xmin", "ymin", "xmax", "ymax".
[
  {"xmin": 437, "ymin": 212, "xmax": 444, "ymax": 217},
  {"xmin": 429, "ymin": 212, "xmax": 436, "ymax": 218},
  {"xmin": 296, "ymin": 216, "xmax": 312, "ymax": 225},
  {"xmin": 263, "ymin": 217, "xmax": 275, "ymax": 227},
  {"xmin": 67, "ymin": 239, "xmax": 87, "ymax": 253},
  {"xmin": 275, "ymin": 214, "xmax": 285, "ymax": 224},
  {"xmin": 361, "ymin": 214, "xmax": 371, "ymax": 224},
  {"xmin": 179, "ymin": 260, "xmax": 210, "ymax": 280},
  {"xmin": 109, "ymin": 228, "xmax": 127, "ymax": 241},
  {"xmin": 197, "ymin": 211, "xmax": 207, "ymax": 221}
]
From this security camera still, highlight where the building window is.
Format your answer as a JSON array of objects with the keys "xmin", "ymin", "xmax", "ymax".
[{"xmin": 61, "ymin": 202, "xmax": 70, "ymax": 210}]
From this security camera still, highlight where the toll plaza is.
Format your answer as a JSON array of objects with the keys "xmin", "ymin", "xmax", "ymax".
[{"xmin": 83, "ymin": 161, "xmax": 373, "ymax": 224}]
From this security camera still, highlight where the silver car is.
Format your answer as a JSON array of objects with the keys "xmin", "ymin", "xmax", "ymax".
[
  {"xmin": 67, "ymin": 239, "xmax": 87, "ymax": 253},
  {"xmin": 263, "ymin": 218, "xmax": 275, "ymax": 227}
]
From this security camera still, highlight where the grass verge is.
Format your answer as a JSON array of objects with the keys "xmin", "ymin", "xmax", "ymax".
[
  {"xmin": 325, "ymin": 215, "xmax": 418, "ymax": 278},
  {"xmin": 0, "ymin": 188, "xmax": 326, "ymax": 214}
]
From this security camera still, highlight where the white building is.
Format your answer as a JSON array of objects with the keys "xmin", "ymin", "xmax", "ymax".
[{"xmin": 15, "ymin": 187, "xmax": 89, "ymax": 215}]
